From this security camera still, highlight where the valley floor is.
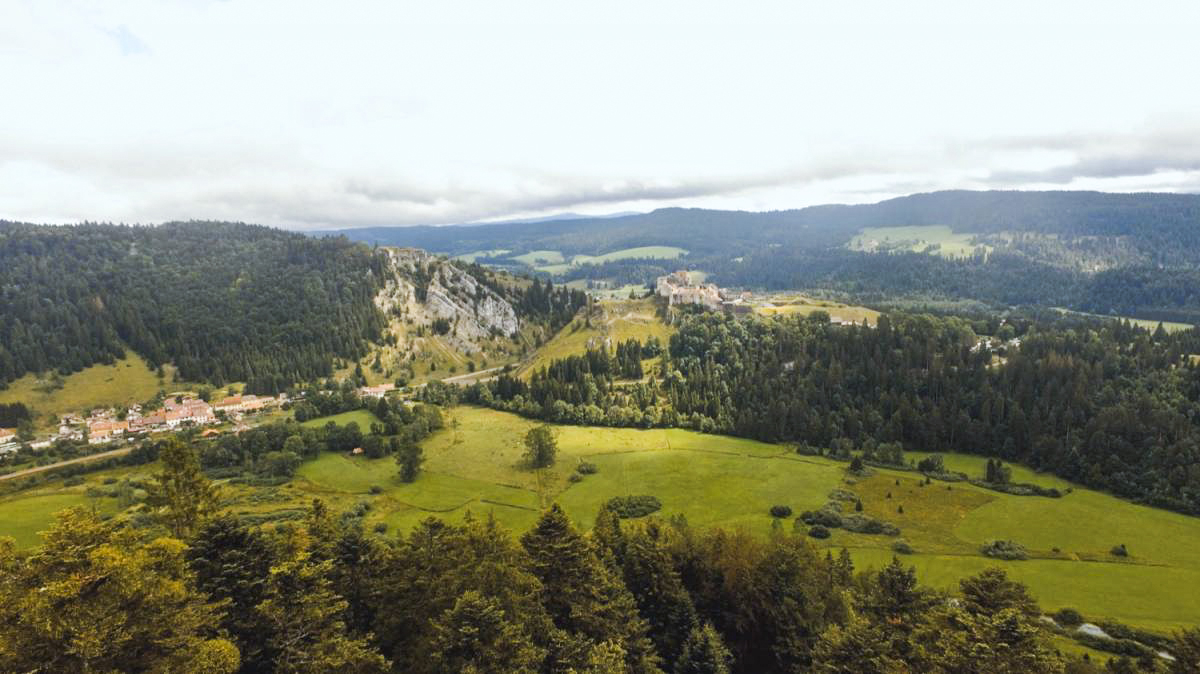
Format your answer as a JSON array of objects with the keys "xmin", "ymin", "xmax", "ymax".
[{"xmin": 3, "ymin": 405, "xmax": 1199, "ymax": 634}]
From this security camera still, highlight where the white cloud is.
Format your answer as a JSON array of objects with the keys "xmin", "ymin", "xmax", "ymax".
[{"xmin": 2, "ymin": 0, "xmax": 1199, "ymax": 228}]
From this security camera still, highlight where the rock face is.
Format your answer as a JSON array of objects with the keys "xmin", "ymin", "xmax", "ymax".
[{"xmin": 375, "ymin": 247, "xmax": 519, "ymax": 354}]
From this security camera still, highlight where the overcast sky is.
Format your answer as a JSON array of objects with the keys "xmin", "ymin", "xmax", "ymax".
[{"xmin": 2, "ymin": 1, "xmax": 1199, "ymax": 229}]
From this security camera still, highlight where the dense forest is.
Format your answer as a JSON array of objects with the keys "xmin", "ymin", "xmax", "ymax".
[
  {"xmin": 4, "ymin": 453, "xmax": 1197, "ymax": 673},
  {"xmin": 468, "ymin": 311, "xmax": 1200, "ymax": 515},
  {"xmin": 0, "ymin": 222, "xmax": 387, "ymax": 394}
]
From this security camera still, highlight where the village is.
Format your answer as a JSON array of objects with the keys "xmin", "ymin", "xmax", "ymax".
[{"xmin": 0, "ymin": 381, "xmax": 401, "ymax": 457}]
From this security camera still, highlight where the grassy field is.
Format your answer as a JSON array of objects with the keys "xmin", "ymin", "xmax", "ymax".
[
  {"xmin": 299, "ymin": 409, "xmax": 381, "ymax": 430},
  {"xmin": 0, "ymin": 352, "xmax": 172, "ymax": 428},
  {"xmin": 3, "ymin": 403, "xmax": 1199, "ymax": 633},
  {"xmin": 453, "ymin": 249, "xmax": 511, "ymax": 263},
  {"xmin": 524, "ymin": 246, "xmax": 688, "ymax": 275},
  {"xmin": 517, "ymin": 298, "xmax": 674, "ymax": 376},
  {"xmin": 510, "ymin": 250, "xmax": 565, "ymax": 266},
  {"xmin": 0, "ymin": 463, "xmax": 150, "ymax": 547},
  {"xmin": 1052, "ymin": 308, "xmax": 1194, "ymax": 334},
  {"xmin": 848, "ymin": 225, "xmax": 989, "ymax": 259},
  {"xmin": 756, "ymin": 295, "xmax": 880, "ymax": 326}
]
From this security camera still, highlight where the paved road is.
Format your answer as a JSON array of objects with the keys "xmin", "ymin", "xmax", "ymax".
[
  {"xmin": 439, "ymin": 366, "xmax": 507, "ymax": 384},
  {"xmin": 0, "ymin": 447, "xmax": 132, "ymax": 481}
]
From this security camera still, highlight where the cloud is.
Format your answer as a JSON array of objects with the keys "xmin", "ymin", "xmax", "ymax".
[
  {"xmin": 986, "ymin": 128, "xmax": 1200, "ymax": 185},
  {"xmin": 105, "ymin": 25, "xmax": 148, "ymax": 56}
]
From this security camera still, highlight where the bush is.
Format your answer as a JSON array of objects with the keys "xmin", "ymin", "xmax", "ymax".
[
  {"xmin": 576, "ymin": 461, "xmax": 598, "ymax": 475},
  {"xmin": 604, "ymin": 495, "xmax": 662, "ymax": 519},
  {"xmin": 980, "ymin": 539, "xmax": 1028, "ymax": 560},
  {"xmin": 102, "ymin": 476, "xmax": 119, "ymax": 485},
  {"xmin": 568, "ymin": 473, "xmax": 583, "ymax": 483},
  {"xmin": 808, "ymin": 525, "xmax": 831, "ymax": 539},
  {"xmin": 373, "ymin": 522, "xmax": 388, "ymax": 534},
  {"xmin": 369, "ymin": 485, "xmax": 384, "ymax": 494},
  {"xmin": 841, "ymin": 514, "xmax": 900, "ymax": 536},
  {"xmin": 828, "ymin": 488, "xmax": 857, "ymax": 502},
  {"xmin": 1110, "ymin": 544, "xmax": 1129, "ymax": 557},
  {"xmin": 1054, "ymin": 608, "xmax": 1084, "ymax": 627},
  {"xmin": 63, "ymin": 476, "xmax": 85, "ymax": 487},
  {"xmin": 800, "ymin": 508, "xmax": 843, "ymax": 528},
  {"xmin": 917, "ymin": 454, "xmax": 945, "ymax": 473},
  {"xmin": 848, "ymin": 456, "xmax": 866, "ymax": 473},
  {"xmin": 769, "ymin": 505, "xmax": 793, "ymax": 518},
  {"xmin": 892, "ymin": 539, "xmax": 914, "ymax": 554}
]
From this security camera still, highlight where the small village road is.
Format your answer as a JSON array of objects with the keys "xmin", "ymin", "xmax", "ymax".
[{"xmin": 0, "ymin": 447, "xmax": 132, "ymax": 481}]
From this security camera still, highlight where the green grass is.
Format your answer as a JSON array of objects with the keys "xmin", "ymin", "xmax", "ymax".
[
  {"xmin": 530, "ymin": 246, "xmax": 688, "ymax": 275},
  {"xmin": 518, "ymin": 298, "xmax": 673, "ymax": 376},
  {"xmin": 0, "ymin": 464, "xmax": 152, "ymax": 547},
  {"xmin": 510, "ymin": 250, "xmax": 565, "ymax": 265},
  {"xmin": 5, "ymin": 403, "xmax": 1200, "ymax": 633},
  {"xmin": 756, "ymin": 295, "xmax": 880, "ymax": 325},
  {"xmin": 569, "ymin": 246, "xmax": 688, "ymax": 266},
  {"xmin": 0, "ymin": 352, "xmax": 173, "ymax": 429},
  {"xmin": 1052, "ymin": 308, "xmax": 1194, "ymax": 333},
  {"xmin": 848, "ymin": 225, "xmax": 989, "ymax": 259},
  {"xmin": 453, "ymin": 249, "xmax": 511, "ymax": 263},
  {"xmin": 299, "ymin": 409, "xmax": 381, "ymax": 429}
]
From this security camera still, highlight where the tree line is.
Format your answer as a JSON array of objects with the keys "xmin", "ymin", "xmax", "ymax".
[{"xmin": 466, "ymin": 311, "xmax": 1200, "ymax": 515}]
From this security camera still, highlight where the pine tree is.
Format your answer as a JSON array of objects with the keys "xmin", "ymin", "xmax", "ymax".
[
  {"xmin": 147, "ymin": 437, "xmax": 221, "ymax": 539},
  {"xmin": 675, "ymin": 624, "xmax": 733, "ymax": 674},
  {"xmin": 521, "ymin": 505, "xmax": 663, "ymax": 673}
]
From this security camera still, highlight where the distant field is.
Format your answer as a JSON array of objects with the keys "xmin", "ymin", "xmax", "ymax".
[
  {"xmin": 299, "ymin": 409, "xmax": 381, "ymax": 429},
  {"xmin": 1052, "ymin": 307, "xmax": 1194, "ymax": 333},
  {"xmin": 517, "ymin": 298, "xmax": 673, "ymax": 376},
  {"xmin": 519, "ymin": 245, "xmax": 688, "ymax": 274},
  {"xmin": 510, "ymin": 250, "xmax": 565, "ymax": 266},
  {"xmin": 757, "ymin": 295, "xmax": 880, "ymax": 325},
  {"xmin": 453, "ymin": 249, "xmax": 511, "ymax": 263},
  {"xmin": 848, "ymin": 225, "xmax": 989, "ymax": 259},
  {"xmin": 0, "ymin": 352, "xmax": 171, "ymax": 428},
  {"xmin": 0, "ymin": 463, "xmax": 149, "ymax": 547}
]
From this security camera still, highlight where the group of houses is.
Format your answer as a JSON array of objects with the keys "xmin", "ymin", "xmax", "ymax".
[{"xmin": 655, "ymin": 270, "xmax": 756, "ymax": 314}]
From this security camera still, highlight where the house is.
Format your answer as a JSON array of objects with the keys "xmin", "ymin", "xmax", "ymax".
[
  {"xmin": 241, "ymin": 395, "xmax": 268, "ymax": 412},
  {"xmin": 214, "ymin": 396, "xmax": 243, "ymax": 413},
  {"xmin": 30, "ymin": 439, "xmax": 53, "ymax": 450},
  {"xmin": 359, "ymin": 383, "xmax": 395, "ymax": 399},
  {"xmin": 0, "ymin": 428, "xmax": 15, "ymax": 444}
]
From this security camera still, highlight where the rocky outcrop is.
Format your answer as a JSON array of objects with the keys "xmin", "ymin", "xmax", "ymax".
[{"xmin": 375, "ymin": 247, "xmax": 519, "ymax": 354}]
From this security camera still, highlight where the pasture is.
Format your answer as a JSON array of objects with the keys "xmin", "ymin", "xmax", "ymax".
[
  {"xmin": 517, "ymin": 298, "xmax": 673, "ymax": 376},
  {"xmin": 3, "ymin": 404, "xmax": 1199, "ymax": 634},
  {"xmin": 847, "ymin": 225, "xmax": 989, "ymax": 259},
  {"xmin": 756, "ymin": 295, "xmax": 880, "ymax": 325},
  {"xmin": 0, "ymin": 352, "xmax": 172, "ymax": 429},
  {"xmin": 299, "ymin": 409, "xmax": 381, "ymax": 430}
]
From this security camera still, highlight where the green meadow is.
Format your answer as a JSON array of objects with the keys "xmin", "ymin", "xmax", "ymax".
[
  {"xmin": 299, "ymin": 409, "xmax": 380, "ymax": 429},
  {"xmin": 3, "ymin": 404, "xmax": 1199, "ymax": 634},
  {"xmin": 848, "ymin": 225, "xmax": 989, "ymax": 259},
  {"xmin": 509, "ymin": 245, "xmax": 688, "ymax": 274}
]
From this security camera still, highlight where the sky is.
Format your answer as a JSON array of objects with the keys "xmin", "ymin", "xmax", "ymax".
[{"xmin": 2, "ymin": 0, "xmax": 1199, "ymax": 230}]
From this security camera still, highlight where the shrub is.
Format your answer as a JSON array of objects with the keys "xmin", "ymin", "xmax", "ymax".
[
  {"xmin": 373, "ymin": 522, "xmax": 388, "ymax": 534},
  {"xmin": 769, "ymin": 505, "xmax": 793, "ymax": 518},
  {"xmin": 1054, "ymin": 608, "xmax": 1084, "ymax": 627},
  {"xmin": 827, "ymin": 488, "xmax": 857, "ymax": 502},
  {"xmin": 604, "ymin": 495, "xmax": 662, "ymax": 519},
  {"xmin": 897, "ymin": 505, "xmax": 904, "ymax": 514},
  {"xmin": 576, "ymin": 461, "xmax": 598, "ymax": 475},
  {"xmin": 917, "ymin": 454, "xmax": 945, "ymax": 473},
  {"xmin": 980, "ymin": 540, "xmax": 1028, "ymax": 560},
  {"xmin": 1111, "ymin": 544, "xmax": 1129, "ymax": 557},
  {"xmin": 808, "ymin": 525, "xmax": 831, "ymax": 539},
  {"xmin": 892, "ymin": 539, "xmax": 914, "ymax": 554},
  {"xmin": 568, "ymin": 473, "xmax": 583, "ymax": 483},
  {"xmin": 369, "ymin": 485, "xmax": 384, "ymax": 494},
  {"xmin": 849, "ymin": 456, "xmax": 865, "ymax": 473},
  {"xmin": 841, "ymin": 514, "xmax": 900, "ymax": 536},
  {"xmin": 103, "ymin": 476, "xmax": 119, "ymax": 485},
  {"xmin": 854, "ymin": 499, "xmax": 863, "ymax": 512},
  {"xmin": 63, "ymin": 476, "xmax": 86, "ymax": 487},
  {"xmin": 84, "ymin": 486, "xmax": 105, "ymax": 498},
  {"xmin": 800, "ymin": 509, "xmax": 843, "ymax": 528}
]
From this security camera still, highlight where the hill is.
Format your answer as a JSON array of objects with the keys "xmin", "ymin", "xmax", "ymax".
[{"xmin": 322, "ymin": 191, "xmax": 1200, "ymax": 323}]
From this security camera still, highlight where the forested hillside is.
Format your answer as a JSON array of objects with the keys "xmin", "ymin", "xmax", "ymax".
[
  {"xmin": 0, "ymin": 222, "xmax": 386, "ymax": 393},
  {"xmin": 468, "ymin": 311, "xmax": 1200, "ymax": 515},
  {"xmin": 328, "ymin": 191, "xmax": 1200, "ymax": 322}
]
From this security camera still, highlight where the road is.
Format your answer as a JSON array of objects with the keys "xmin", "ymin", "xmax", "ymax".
[
  {"xmin": 0, "ymin": 447, "xmax": 132, "ymax": 481},
  {"xmin": 436, "ymin": 365, "xmax": 508, "ymax": 385}
]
